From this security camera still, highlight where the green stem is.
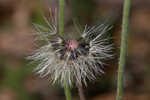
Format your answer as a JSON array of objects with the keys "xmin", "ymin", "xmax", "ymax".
[
  {"xmin": 59, "ymin": 0, "xmax": 65, "ymax": 37},
  {"xmin": 116, "ymin": 0, "xmax": 130, "ymax": 100},
  {"xmin": 59, "ymin": 0, "xmax": 72, "ymax": 99},
  {"xmin": 64, "ymin": 80, "xmax": 72, "ymax": 100}
]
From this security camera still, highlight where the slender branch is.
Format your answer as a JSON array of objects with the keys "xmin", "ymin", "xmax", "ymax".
[
  {"xmin": 116, "ymin": 0, "xmax": 130, "ymax": 100},
  {"xmin": 59, "ymin": 0, "xmax": 65, "ymax": 36}
]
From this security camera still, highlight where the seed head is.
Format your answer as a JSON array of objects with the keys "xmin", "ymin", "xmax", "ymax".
[{"xmin": 28, "ymin": 9, "xmax": 113, "ymax": 87}]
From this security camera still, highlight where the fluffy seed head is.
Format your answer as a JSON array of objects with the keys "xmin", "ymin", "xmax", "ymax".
[{"xmin": 28, "ymin": 9, "xmax": 113, "ymax": 87}]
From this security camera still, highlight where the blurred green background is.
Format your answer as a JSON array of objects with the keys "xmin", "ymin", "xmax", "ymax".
[{"xmin": 0, "ymin": 0, "xmax": 150, "ymax": 100}]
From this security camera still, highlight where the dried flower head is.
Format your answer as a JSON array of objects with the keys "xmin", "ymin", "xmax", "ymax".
[{"xmin": 28, "ymin": 9, "xmax": 113, "ymax": 87}]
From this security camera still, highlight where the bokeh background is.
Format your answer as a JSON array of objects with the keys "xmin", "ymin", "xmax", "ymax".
[{"xmin": 0, "ymin": 0, "xmax": 150, "ymax": 100}]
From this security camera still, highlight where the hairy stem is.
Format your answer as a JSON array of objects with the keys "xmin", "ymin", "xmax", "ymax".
[{"xmin": 116, "ymin": 0, "xmax": 130, "ymax": 100}]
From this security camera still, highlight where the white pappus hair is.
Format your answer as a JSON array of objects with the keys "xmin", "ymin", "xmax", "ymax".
[{"xmin": 27, "ymin": 8, "xmax": 113, "ymax": 87}]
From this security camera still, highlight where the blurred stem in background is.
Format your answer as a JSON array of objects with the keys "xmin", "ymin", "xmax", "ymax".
[
  {"xmin": 116, "ymin": 0, "xmax": 130, "ymax": 100},
  {"xmin": 59, "ymin": 0, "xmax": 72, "ymax": 100}
]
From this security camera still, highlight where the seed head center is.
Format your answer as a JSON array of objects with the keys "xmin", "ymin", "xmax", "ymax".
[{"xmin": 66, "ymin": 40, "xmax": 79, "ymax": 51}]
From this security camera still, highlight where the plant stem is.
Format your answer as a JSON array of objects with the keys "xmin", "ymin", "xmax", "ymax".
[
  {"xmin": 59, "ymin": 0, "xmax": 72, "ymax": 99},
  {"xmin": 64, "ymin": 80, "xmax": 72, "ymax": 100},
  {"xmin": 59, "ymin": 0, "xmax": 65, "ymax": 37},
  {"xmin": 77, "ymin": 84, "xmax": 86, "ymax": 100},
  {"xmin": 116, "ymin": 0, "xmax": 130, "ymax": 100}
]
